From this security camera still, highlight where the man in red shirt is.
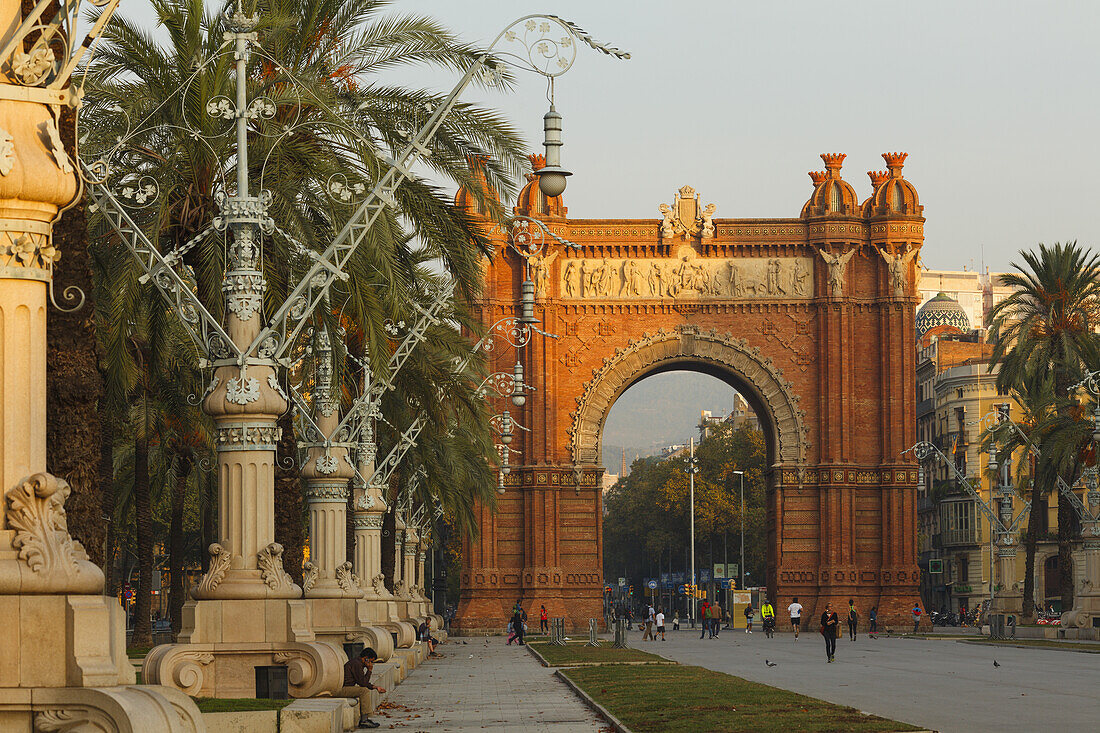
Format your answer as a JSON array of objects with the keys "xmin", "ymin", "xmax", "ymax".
[
  {"xmin": 539, "ymin": 604, "xmax": 549, "ymax": 634},
  {"xmin": 341, "ymin": 647, "xmax": 387, "ymax": 729}
]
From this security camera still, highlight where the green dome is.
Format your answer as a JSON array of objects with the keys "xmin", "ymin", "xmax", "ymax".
[{"xmin": 916, "ymin": 292, "xmax": 970, "ymax": 339}]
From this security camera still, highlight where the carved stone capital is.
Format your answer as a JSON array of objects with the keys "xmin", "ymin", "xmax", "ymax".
[
  {"xmin": 215, "ymin": 423, "xmax": 281, "ymax": 451},
  {"xmin": 257, "ymin": 542, "xmax": 295, "ymax": 592},
  {"xmin": 1, "ymin": 472, "xmax": 104, "ymax": 594}
]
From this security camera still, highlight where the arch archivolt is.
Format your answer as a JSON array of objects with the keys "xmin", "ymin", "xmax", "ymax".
[{"xmin": 568, "ymin": 325, "xmax": 810, "ymax": 467}]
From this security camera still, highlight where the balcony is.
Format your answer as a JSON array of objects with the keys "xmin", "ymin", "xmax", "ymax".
[{"xmin": 917, "ymin": 397, "xmax": 935, "ymax": 418}]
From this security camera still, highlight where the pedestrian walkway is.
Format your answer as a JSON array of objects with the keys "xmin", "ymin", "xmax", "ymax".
[
  {"xmin": 630, "ymin": 628, "xmax": 1100, "ymax": 732},
  {"xmin": 378, "ymin": 638, "xmax": 605, "ymax": 731}
]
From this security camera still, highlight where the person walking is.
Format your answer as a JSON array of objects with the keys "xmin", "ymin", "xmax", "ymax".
[
  {"xmin": 761, "ymin": 599, "xmax": 776, "ymax": 638},
  {"xmin": 744, "ymin": 603, "xmax": 755, "ymax": 634},
  {"xmin": 656, "ymin": 608, "xmax": 666, "ymax": 640},
  {"xmin": 673, "ymin": 610, "xmax": 680, "ymax": 631},
  {"xmin": 821, "ymin": 603, "xmax": 840, "ymax": 662},
  {"xmin": 788, "ymin": 597, "xmax": 803, "ymax": 639},
  {"xmin": 869, "ymin": 606, "xmax": 878, "ymax": 635},
  {"xmin": 710, "ymin": 601, "xmax": 723, "ymax": 638},
  {"xmin": 699, "ymin": 601, "xmax": 710, "ymax": 639},
  {"xmin": 911, "ymin": 603, "xmax": 923, "ymax": 634},
  {"xmin": 539, "ymin": 605, "xmax": 549, "ymax": 635},
  {"xmin": 643, "ymin": 604, "xmax": 655, "ymax": 641},
  {"xmin": 847, "ymin": 599, "xmax": 859, "ymax": 641},
  {"xmin": 509, "ymin": 605, "xmax": 526, "ymax": 646}
]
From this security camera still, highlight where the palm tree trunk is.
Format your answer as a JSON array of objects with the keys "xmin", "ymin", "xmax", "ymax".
[
  {"xmin": 1021, "ymin": 485, "xmax": 1042, "ymax": 622},
  {"xmin": 99, "ymin": 404, "xmax": 118, "ymax": 596},
  {"xmin": 132, "ymin": 395, "xmax": 153, "ymax": 648},
  {"xmin": 1058, "ymin": 490, "xmax": 1076, "ymax": 611},
  {"xmin": 168, "ymin": 449, "xmax": 193, "ymax": 636},
  {"xmin": 275, "ymin": 410, "xmax": 304, "ymax": 585}
]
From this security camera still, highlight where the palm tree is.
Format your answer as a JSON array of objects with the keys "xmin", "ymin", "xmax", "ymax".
[
  {"xmin": 988, "ymin": 241, "xmax": 1100, "ymax": 610},
  {"xmin": 83, "ymin": 0, "xmax": 525, "ymax": 599}
]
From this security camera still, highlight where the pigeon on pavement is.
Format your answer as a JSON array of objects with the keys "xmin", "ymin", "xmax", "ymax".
[
  {"xmin": 765, "ymin": 660, "xmax": 777, "ymax": 667},
  {"xmin": 993, "ymin": 660, "xmax": 1000, "ymax": 667}
]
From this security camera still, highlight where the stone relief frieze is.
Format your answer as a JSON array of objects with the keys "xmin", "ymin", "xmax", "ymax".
[{"xmin": 559, "ymin": 250, "xmax": 813, "ymax": 300}]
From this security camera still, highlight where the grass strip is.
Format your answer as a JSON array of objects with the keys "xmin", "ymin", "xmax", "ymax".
[
  {"xmin": 528, "ymin": 641, "xmax": 672, "ymax": 666},
  {"xmin": 192, "ymin": 697, "xmax": 293, "ymax": 713},
  {"xmin": 561, "ymin": 664, "xmax": 921, "ymax": 733},
  {"xmin": 960, "ymin": 638, "xmax": 1100, "ymax": 653}
]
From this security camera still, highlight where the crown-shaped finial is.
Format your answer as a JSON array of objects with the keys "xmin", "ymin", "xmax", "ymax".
[
  {"xmin": 808, "ymin": 170, "xmax": 828, "ymax": 186},
  {"xmin": 820, "ymin": 153, "xmax": 846, "ymax": 174},
  {"xmin": 882, "ymin": 152, "xmax": 908, "ymax": 174},
  {"xmin": 867, "ymin": 170, "xmax": 889, "ymax": 188},
  {"xmin": 528, "ymin": 153, "xmax": 546, "ymax": 171}
]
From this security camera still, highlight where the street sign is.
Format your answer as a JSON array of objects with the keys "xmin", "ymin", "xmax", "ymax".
[
  {"xmin": 646, "ymin": 579, "xmax": 658, "ymax": 590},
  {"xmin": 618, "ymin": 577, "xmax": 626, "ymax": 587},
  {"xmin": 660, "ymin": 572, "xmax": 670, "ymax": 583},
  {"xmin": 928, "ymin": 559, "xmax": 943, "ymax": 574},
  {"xmin": 729, "ymin": 563, "xmax": 738, "ymax": 577},
  {"xmin": 677, "ymin": 584, "xmax": 686, "ymax": 595},
  {"xmin": 123, "ymin": 588, "xmax": 134, "ymax": 601},
  {"xmin": 713, "ymin": 564, "xmax": 726, "ymax": 578},
  {"xmin": 720, "ymin": 578, "xmax": 731, "ymax": 590},
  {"xmin": 700, "ymin": 569, "xmax": 711, "ymax": 583},
  {"xmin": 672, "ymin": 571, "xmax": 685, "ymax": 583}
]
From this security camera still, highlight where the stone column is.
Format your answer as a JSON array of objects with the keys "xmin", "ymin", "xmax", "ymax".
[
  {"xmin": 0, "ymin": 2, "xmax": 203, "ymax": 724},
  {"xmin": 401, "ymin": 523, "xmax": 419, "ymax": 620},
  {"xmin": 1061, "ymin": 508, "xmax": 1100, "ymax": 632},
  {"xmin": 144, "ymin": 18, "xmax": 343, "ymax": 699},
  {"xmin": 301, "ymin": 328, "xmax": 360, "ymax": 599}
]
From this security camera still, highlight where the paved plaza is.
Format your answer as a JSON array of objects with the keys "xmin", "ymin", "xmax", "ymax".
[
  {"xmin": 379, "ymin": 639, "xmax": 605, "ymax": 731},
  {"xmin": 627, "ymin": 628, "xmax": 1100, "ymax": 732}
]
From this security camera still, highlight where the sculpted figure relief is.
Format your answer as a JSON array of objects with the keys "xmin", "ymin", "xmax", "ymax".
[
  {"xmin": 878, "ymin": 245, "xmax": 919, "ymax": 297},
  {"xmin": 560, "ymin": 257, "xmax": 814, "ymax": 300},
  {"xmin": 562, "ymin": 259, "xmax": 578, "ymax": 298},
  {"xmin": 817, "ymin": 246, "xmax": 858, "ymax": 298},
  {"xmin": 526, "ymin": 250, "xmax": 558, "ymax": 299},
  {"xmin": 698, "ymin": 203, "xmax": 716, "ymax": 239}
]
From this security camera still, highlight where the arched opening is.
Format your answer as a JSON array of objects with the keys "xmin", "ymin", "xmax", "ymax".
[{"xmin": 600, "ymin": 366, "xmax": 772, "ymax": 626}]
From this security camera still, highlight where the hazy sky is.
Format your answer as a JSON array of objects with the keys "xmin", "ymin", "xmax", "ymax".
[{"xmin": 113, "ymin": 0, "xmax": 1100, "ymax": 273}]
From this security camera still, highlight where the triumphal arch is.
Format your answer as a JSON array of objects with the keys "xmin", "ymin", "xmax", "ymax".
[{"xmin": 455, "ymin": 152, "xmax": 923, "ymax": 631}]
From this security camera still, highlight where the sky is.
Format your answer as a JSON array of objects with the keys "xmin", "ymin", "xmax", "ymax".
[{"xmin": 106, "ymin": 0, "xmax": 1100, "ymax": 453}]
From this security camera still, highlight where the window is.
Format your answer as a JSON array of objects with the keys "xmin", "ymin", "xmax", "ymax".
[
  {"xmin": 941, "ymin": 501, "xmax": 978, "ymax": 546},
  {"xmin": 958, "ymin": 557, "xmax": 969, "ymax": 583}
]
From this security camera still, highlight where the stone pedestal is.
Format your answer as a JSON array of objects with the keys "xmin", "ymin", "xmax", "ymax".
[
  {"xmin": 0, "ymin": 13, "xmax": 203, "ymax": 725},
  {"xmin": 992, "ymin": 545, "xmax": 1022, "ymax": 616},
  {"xmin": 1061, "ymin": 534, "xmax": 1100, "ymax": 632}
]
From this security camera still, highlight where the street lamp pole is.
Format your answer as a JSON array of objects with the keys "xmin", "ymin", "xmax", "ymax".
[
  {"xmin": 689, "ymin": 437, "xmax": 697, "ymax": 625},
  {"xmin": 734, "ymin": 470, "xmax": 745, "ymax": 592}
]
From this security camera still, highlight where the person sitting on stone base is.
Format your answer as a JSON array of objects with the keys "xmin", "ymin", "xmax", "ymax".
[
  {"xmin": 418, "ymin": 619, "xmax": 441, "ymax": 657},
  {"xmin": 341, "ymin": 647, "xmax": 387, "ymax": 729}
]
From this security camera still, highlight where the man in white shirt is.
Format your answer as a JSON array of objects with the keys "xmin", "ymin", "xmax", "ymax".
[
  {"xmin": 655, "ymin": 609, "xmax": 666, "ymax": 640},
  {"xmin": 788, "ymin": 597, "xmax": 803, "ymax": 639},
  {"xmin": 643, "ymin": 604, "xmax": 655, "ymax": 641}
]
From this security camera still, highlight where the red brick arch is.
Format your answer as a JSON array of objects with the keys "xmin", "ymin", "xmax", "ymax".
[
  {"xmin": 454, "ymin": 155, "xmax": 924, "ymax": 633},
  {"xmin": 568, "ymin": 326, "xmax": 808, "ymax": 470}
]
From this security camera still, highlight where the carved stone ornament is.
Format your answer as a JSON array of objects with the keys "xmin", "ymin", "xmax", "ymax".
[
  {"xmin": 4, "ymin": 473, "xmax": 100, "ymax": 589},
  {"xmin": 34, "ymin": 708, "xmax": 112, "ymax": 732},
  {"xmin": 306, "ymin": 485, "xmax": 346, "ymax": 501},
  {"xmin": 560, "ymin": 250, "xmax": 813, "ymax": 300},
  {"xmin": 354, "ymin": 492, "xmax": 378, "ymax": 511},
  {"xmin": 393, "ymin": 579, "xmax": 406, "ymax": 596},
  {"xmin": 226, "ymin": 376, "xmax": 261, "ymax": 405},
  {"xmin": 816, "ymin": 246, "xmax": 857, "ymax": 298},
  {"xmin": 257, "ymin": 542, "xmax": 295, "ymax": 591},
  {"xmin": 657, "ymin": 186, "xmax": 715, "ymax": 240},
  {"xmin": 302, "ymin": 561, "xmax": 318, "ymax": 593},
  {"xmin": 568, "ymin": 328, "xmax": 809, "ymax": 466},
  {"xmin": 352, "ymin": 512, "xmax": 384, "ymax": 529},
  {"xmin": 335, "ymin": 562, "xmax": 359, "ymax": 592},
  {"xmin": 195, "ymin": 543, "xmax": 233, "ymax": 595},
  {"xmin": 0, "ymin": 127, "xmax": 14, "ymax": 176},
  {"xmin": 1, "ymin": 231, "xmax": 61, "ymax": 272},
  {"xmin": 370, "ymin": 572, "xmax": 390, "ymax": 597},
  {"xmin": 216, "ymin": 423, "xmax": 281, "ymax": 448}
]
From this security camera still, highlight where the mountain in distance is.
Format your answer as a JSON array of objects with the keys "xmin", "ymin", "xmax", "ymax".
[{"xmin": 600, "ymin": 370, "xmax": 743, "ymax": 474}]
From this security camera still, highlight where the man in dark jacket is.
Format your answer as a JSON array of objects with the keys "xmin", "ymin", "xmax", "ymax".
[
  {"xmin": 341, "ymin": 647, "xmax": 387, "ymax": 729},
  {"xmin": 511, "ymin": 605, "xmax": 527, "ymax": 646}
]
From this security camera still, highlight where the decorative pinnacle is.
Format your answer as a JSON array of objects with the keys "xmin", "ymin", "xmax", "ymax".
[
  {"xmin": 820, "ymin": 153, "xmax": 846, "ymax": 174},
  {"xmin": 882, "ymin": 152, "xmax": 908, "ymax": 174},
  {"xmin": 867, "ymin": 170, "xmax": 889, "ymax": 187},
  {"xmin": 528, "ymin": 153, "xmax": 547, "ymax": 171},
  {"xmin": 808, "ymin": 170, "xmax": 827, "ymax": 186},
  {"xmin": 224, "ymin": 2, "xmax": 259, "ymax": 33}
]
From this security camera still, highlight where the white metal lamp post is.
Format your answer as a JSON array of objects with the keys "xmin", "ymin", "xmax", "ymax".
[{"xmin": 688, "ymin": 437, "xmax": 699, "ymax": 623}]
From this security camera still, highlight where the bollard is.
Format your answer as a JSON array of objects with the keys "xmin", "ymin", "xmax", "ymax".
[
  {"xmin": 551, "ymin": 617, "xmax": 567, "ymax": 646},
  {"xmin": 613, "ymin": 618, "xmax": 628, "ymax": 648},
  {"xmin": 585, "ymin": 618, "xmax": 601, "ymax": 647}
]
